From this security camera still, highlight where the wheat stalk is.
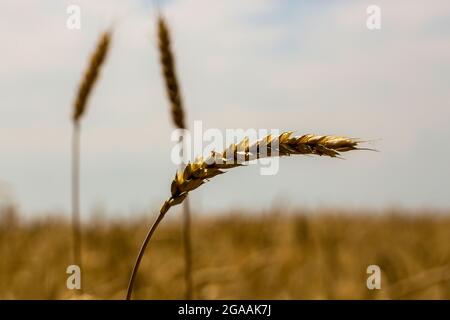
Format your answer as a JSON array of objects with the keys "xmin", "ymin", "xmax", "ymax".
[
  {"xmin": 157, "ymin": 15, "xmax": 193, "ymax": 299},
  {"xmin": 71, "ymin": 30, "xmax": 111, "ymax": 291},
  {"xmin": 126, "ymin": 132, "xmax": 367, "ymax": 299}
]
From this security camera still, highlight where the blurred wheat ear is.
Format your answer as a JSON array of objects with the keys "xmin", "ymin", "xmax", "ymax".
[
  {"xmin": 71, "ymin": 30, "xmax": 111, "ymax": 291},
  {"xmin": 157, "ymin": 16, "xmax": 186, "ymax": 129},
  {"xmin": 73, "ymin": 31, "xmax": 111, "ymax": 122},
  {"xmin": 126, "ymin": 133, "xmax": 371, "ymax": 299},
  {"xmin": 156, "ymin": 15, "xmax": 194, "ymax": 300}
]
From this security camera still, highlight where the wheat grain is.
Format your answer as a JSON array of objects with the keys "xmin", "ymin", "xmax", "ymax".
[{"xmin": 126, "ymin": 132, "xmax": 366, "ymax": 299}]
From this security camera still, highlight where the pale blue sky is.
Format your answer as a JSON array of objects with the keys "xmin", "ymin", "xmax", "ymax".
[{"xmin": 1, "ymin": 0, "xmax": 450, "ymax": 218}]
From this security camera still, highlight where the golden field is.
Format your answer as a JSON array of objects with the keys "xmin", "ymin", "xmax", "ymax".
[{"xmin": 1, "ymin": 207, "xmax": 449, "ymax": 299}]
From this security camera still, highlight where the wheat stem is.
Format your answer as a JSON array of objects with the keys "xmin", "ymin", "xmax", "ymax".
[
  {"xmin": 182, "ymin": 195, "xmax": 193, "ymax": 299},
  {"xmin": 71, "ymin": 121, "xmax": 83, "ymax": 292},
  {"xmin": 126, "ymin": 202, "xmax": 171, "ymax": 300}
]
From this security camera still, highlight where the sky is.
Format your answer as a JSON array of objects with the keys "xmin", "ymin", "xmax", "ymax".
[{"xmin": 1, "ymin": 0, "xmax": 450, "ymax": 218}]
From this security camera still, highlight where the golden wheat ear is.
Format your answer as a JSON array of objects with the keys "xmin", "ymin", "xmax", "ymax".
[{"xmin": 167, "ymin": 133, "xmax": 365, "ymax": 206}]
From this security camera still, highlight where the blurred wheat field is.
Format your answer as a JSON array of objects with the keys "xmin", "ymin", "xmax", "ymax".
[{"xmin": 1, "ymin": 207, "xmax": 449, "ymax": 299}]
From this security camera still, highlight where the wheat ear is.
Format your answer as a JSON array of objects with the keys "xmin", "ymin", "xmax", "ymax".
[
  {"xmin": 71, "ymin": 30, "xmax": 111, "ymax": 291},
  {"xmin": 157, "ymin": 15, "xmax": 193, "ymax": 299},
  {"xmin": 157, "ymin": 16, "xmax": 185, "ymax": 129},
  {"xmin": 73, "ymin": 31, "xmax": 111, "ymax": 122},
  {"xmin": 126, "ymin": 132, "xmax": 367, "ymax": 299}
]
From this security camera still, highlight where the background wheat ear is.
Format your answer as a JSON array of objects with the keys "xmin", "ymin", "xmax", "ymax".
[
  {"xmin": 157, "ymin": 16, "xmax": 186, "ymax": 129},
  {"xmin": 71, "ymin": 30, "xmax": 111, "ymax": 294},
  {"xmin": 156, "ymin": 14, "xmax": 194, "ymax": 300},
  {"xmin": 73, "ymin": 30, "xmax": 111, "ymax": 122}
]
